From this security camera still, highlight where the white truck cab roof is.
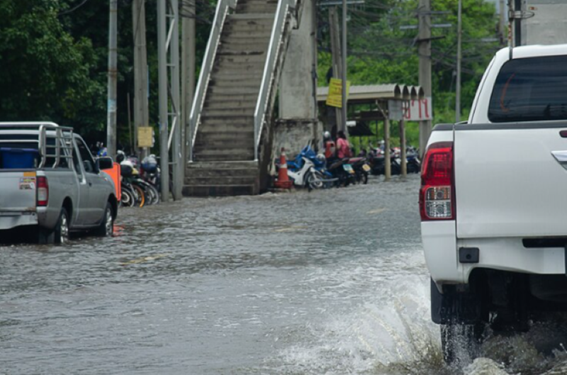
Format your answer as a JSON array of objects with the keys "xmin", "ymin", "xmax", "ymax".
[{"xmin": 468, "ymin": 44, "xmax": 567, "ymax": 124}]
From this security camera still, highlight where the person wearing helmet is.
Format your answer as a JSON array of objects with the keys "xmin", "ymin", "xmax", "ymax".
[{"xmin": 323, "ymin": 131, "xmax": 336, "ymax": 159}]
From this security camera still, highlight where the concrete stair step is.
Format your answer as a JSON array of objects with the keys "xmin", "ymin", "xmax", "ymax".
[
  {"xmin": 236, "ymin": 0, "xmax": 278, "ymax": 5},
  {"xmin": 201, "ymin": 112, "xmax": 254, "ymax": 121},
  {"xmin": 194, "ymin": 130, "xmax": 254, "ymax": 143},
  {"xmin": 205, "ymin": 92, "xmax": 258, "ymax": 102},
  {"xmin": 215, "ymin": 54, "xmax": 266, "ymax": 63},
  {"xmin": 194, "ymin": 150, "xmax": 255, "ymax": 161},
  {"xmin": 195, "ymin": 137, "xmax": 254, "ymax": 148},
  {"xmin": 182, "ymin": 184, "xmax": 258, "ymax": 197},
  {"xmin": 235, "ymin": 4, "xmax": 277, "ymax": 13},
  {"xmin": 194, "ymin": 146, "xmax": 254, "ymax": 155},
  {"xmin": 203, "ymin": 99, "xmax": 256, "ymax": 109},
  {"xmin": 194, "ymin": 144, "xmax": 255, "ymax": 155},
  {"xmin": 206, "ymin": 85, "xmax": 260, "ymax": 95},
  {"xmin": 217, "ymin": 42, "xmax": 269, "ymax": 53},
  {"xmin": 186, "ymin": 169, "xmax": 257, "ymax": 178},
  {"xmin": 198, "ymin": 125, "xmax": 254, "ymax": 134},
  {"xmin": 187, "ymin": 161, "xmax": 258, "ymax": 169},
  {"xmin": 227, "ymin": 13, "xmax": 275, "ymax": 20},
  {"xmin": 223, "ymin": 22, "xmax": 273, "ymax": 33},
  {"xmin": 185, "ymin": 175, "xmax": 258, "ymax": 185},
  {"xmin": 208, "ymin": 78, "xmax": 261, "ymax": 88},
  {"xmin": 216, "ymin": 49, "xmax": 265, "ymax": 56},
  {"xmin": 221, "ymin": 33, "xmax": 271, "ymax": 42},
  {"xmin": 194, "ymin": 140, "xmax": 254, "ymax": 150},
  {"xmin": 207, "ymin": 74, "xmax": 262, "ymax": 87},
  {"xmin": 201, "ymin": 107, "xmax": 256, "ymax": 117}
]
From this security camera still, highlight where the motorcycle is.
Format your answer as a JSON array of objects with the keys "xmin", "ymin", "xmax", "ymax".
[
  {"xmin": 368, "ymin": 145, "xmax": 419, "ymax": 175},
  {"xmin": 326, "ymin": 157, "xmax": 357, "ymax": 187},
  {"xmin": 406, "ymin": 146, "xmax": 421, "ymax": 173},
  {"xmin": 141, "ymin": 154, "xmax": 161, "ymax": 190},
  {"xmin": 347, "ymin": 156, "xmax": 371, "ymax": 184},
  {"xmin": 278, "ymin": 145, "xmax": 334, "ymax": 190}
]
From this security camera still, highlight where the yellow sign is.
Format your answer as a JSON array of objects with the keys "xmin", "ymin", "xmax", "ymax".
[
  {"xmin": 326, "ymin": 78, "xmax": 351, "ymax": 108},
  {"xmin": 138, "ymin": 126, "xmax": 153, "ymax": 148}
]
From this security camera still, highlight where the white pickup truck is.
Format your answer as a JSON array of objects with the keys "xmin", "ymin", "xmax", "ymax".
[
  {"xmin": 420, "ymin": 44, "xmax": 567, "ymax": 362},
  {"xmin": 0, "ymin": 122, "xmax": 118, "ymax": 244}
]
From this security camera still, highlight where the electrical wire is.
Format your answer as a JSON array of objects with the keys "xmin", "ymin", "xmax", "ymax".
[{"xmin": 57, "ymin": 0, "xmax": 91, "ymax": 16}]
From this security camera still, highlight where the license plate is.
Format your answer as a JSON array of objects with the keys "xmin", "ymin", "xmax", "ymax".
[
  {"xmin": 362, "ymin": 164, "xmax": 371, "ymax": 172},
  {"xmin": 343, "ymin": 164, "xmax": 355, "ymax": 174}
]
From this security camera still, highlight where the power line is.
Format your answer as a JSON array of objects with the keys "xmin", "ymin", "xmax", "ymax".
[{"xmin": 57, "ymin": 0, "xmax": 90, "ymax": 16}]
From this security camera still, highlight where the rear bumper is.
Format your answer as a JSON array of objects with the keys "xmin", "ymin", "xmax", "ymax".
[
  {"xmin": 0, "ymin": 211, "xmax": 38, "ymax": 230},
  {"xmin": 422, "ymin": 221, "xmax": 566, "ymax": 288}
]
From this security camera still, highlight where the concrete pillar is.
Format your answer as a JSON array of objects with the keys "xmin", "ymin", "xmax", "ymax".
[{"xmin": 278, "ymin": 0, "xmax": 316, "ymax": 119}]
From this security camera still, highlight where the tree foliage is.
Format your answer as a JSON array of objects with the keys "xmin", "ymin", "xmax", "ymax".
[
  {"xmin": 317, "ymin": 0, "xmax": 501, "ymax": 147},
  {"xmin": 0, "ymin": 0, "xmax": 500, "ymax": 151},
  {"xmin": 0, "ymin": 0, "xmax": 213, "ymax": 150},
  {"xmin": 0, "ymin": 0, "xmax": 104, "ymax": 127}
]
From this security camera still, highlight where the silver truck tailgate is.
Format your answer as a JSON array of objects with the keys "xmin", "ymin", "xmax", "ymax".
[
  {"xmin": 0, "ymin": 171, "xmax": 37, "ymax": 212},
  {"xmin": 454, "ymin": 125, "xmax": 567, "ymax": 238}
]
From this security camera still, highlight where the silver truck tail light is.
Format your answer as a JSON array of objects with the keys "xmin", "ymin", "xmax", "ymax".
[
  {"xmin": 420, "ymin": 142, "xmax": 454, "ymax": 220},
  {"xmin": 37, "ymin": 176, "xmax": 49, "ymax": 207}
]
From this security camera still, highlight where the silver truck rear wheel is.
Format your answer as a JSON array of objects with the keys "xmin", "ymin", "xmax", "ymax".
[
  {"xmin": 54, "ymin": 208, "xmax": 69, "ymax": 244},
  {"xmin": 94, "ymin": 203, "xmax": 114, "ymax": 237}
]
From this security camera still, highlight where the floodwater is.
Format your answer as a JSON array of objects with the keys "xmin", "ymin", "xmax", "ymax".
[{"xmin": 2, "ymin": 174, "xmax": 567, "ymax": 374}]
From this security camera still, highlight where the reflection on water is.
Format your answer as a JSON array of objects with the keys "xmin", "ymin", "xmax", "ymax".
[{"xmin": 2, "ymin": 174, "xmax": 567, "ymax": 374}]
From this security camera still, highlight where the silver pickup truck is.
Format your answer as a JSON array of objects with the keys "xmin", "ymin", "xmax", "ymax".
[{"xmin": 0, "ymin": 122, "xmax": 118, "ymax": 244}]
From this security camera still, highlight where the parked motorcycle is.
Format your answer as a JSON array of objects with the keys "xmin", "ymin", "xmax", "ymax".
[
  {"xmin": 368, "ymin": 145, "xmax": 420, "ymax": 175},
  {"xmin": 347, "ymin": 156, "xmax": 370, "ymax": 184},
  {"xmin": 326, "ymin": 157, "xmax": 357, "ymax": 187},
  {"xmin": 276, "ymin": 145, "xmax": 335, "ymax": 190},
  {"xmin": 406, "ymin": 146, "xmax": 421, "ymax": 173}
]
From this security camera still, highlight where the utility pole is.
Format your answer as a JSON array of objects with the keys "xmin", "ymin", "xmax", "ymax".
[
  {"xmin": 157, "ymin": 0, "xmax": 170, "ymax": 202},
  {"xmin": 132, "ymin": 0, "xmax": 149, "ymax": 157},
  {"xmin": 499, "ymin": 0, "xmax": 506, "ymax": 45},
  {"xmin": 418, "ymin": 0, "xmax": 432, "ymax": 157},
  {"xmin": 107, "ymin": 0, "xmax": 118, "ymax": 159},
  {"xmin": 158, "ymin": 0, "xmax": 183, "ymax": 201},
  {"xmin": 182, "ymin": 1, "xmax": 196, "ymax": 171},
  {"xmin": 455, "ymin": 0, "xmax": 462, "ymax": 123},
  {"xmin": 340, "ymin": 0, "xmax": 347, "ymax": 133},
  {"xmin": 329, "ymin": 7, "xmax": 343, "ymax": 132},
  {"xmin": 514, "ymin": 0, "xmax": 522, "ymax": 47},
  {"xmin": 169, "ymin": 0, "xmax": 183, "ymax": 201}
]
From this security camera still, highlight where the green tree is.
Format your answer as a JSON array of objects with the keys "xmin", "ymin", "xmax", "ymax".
[
  {"xmin": 0, "ymin": 1, "xmax": 104, "ymax": 130},
  {"xmin": 318, "ymin": 0, "xmax": 500, "ymax": 148}
]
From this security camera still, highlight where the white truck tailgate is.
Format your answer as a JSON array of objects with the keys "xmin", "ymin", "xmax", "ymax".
[{"xmin": 454, "ymin": 125, "xmax": 567, "ymax": 238}]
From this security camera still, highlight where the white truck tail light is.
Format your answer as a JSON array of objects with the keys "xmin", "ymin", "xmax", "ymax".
[
  {"xmin": 37, "ymin": 176, "xmax": 49, "ymax": 207},
  {"xmin": 420, "ymin": 142, "xmax": 455, "ymax": 220}
]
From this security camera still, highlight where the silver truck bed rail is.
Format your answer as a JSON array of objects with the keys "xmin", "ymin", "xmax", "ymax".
[{"xmin": 0, "ymin": 122, "xmax": 74, "ymax": 169}]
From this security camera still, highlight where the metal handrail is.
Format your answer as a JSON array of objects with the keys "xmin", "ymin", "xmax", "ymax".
[
  {"xmin": 188, "ymin": 0, "xmax": 235, "ymax": 162},
  {"xmin": 253, "ymin": 0, "xmax": 299, "ymax": 161}
]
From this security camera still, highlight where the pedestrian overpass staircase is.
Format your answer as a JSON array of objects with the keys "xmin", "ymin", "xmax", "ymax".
[{"xmin": 185, "ymin": 0, "xmax": 303, "ymax": 196}]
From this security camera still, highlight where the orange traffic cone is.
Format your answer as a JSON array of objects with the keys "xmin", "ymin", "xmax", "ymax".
[{"xmin": 274, "ymin": 148, "xmax": 292, "ymax": 189}]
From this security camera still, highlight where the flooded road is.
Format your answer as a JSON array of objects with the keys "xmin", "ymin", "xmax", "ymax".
[{"xmin": 2, "ymin": 174, "xmax": 567, "ymax": 374}]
